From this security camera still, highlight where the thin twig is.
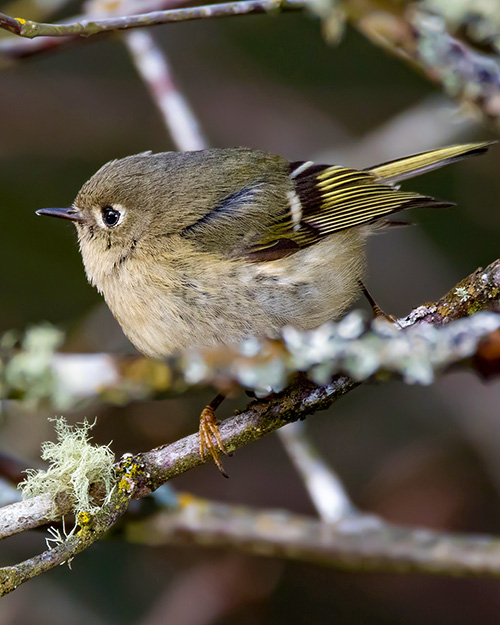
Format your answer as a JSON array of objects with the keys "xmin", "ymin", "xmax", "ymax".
[
  {"xmin": 0, "ymin": 0, "xmax": 193, "ymax": 65},
  {"xmin": 0, "ymin": 12, "xmax": 22, "ymax": 35},
  {"xmin": 278, "ymin": 422, "xmax": 355, "ymax": 522},
  {"xmin": 0, "ymin": 0, "xmax": 305, "ymax": 39},
  {"xmin": 124, "ymin": 29, "xmax": 208, "ymax": 150}
]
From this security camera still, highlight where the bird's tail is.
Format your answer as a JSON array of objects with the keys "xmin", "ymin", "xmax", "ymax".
[{"xmin": 369, "ymin": 142, "xmax": 494, "ymax": 185}]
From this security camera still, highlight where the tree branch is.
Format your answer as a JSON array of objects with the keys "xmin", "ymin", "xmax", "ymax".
[
  {"xmin": 0, "ymin": 0, "xmax": 305, "ymax": 39},
  {"xmin": 278, "ymin": 421, "xmax": 356, "ymax": 522},
  {"xmin": 0, "ymin": 487, "xmax": 131, "ymax": 596},
  {"xmin": 124, "ymin": 29, "xmax": 208, "ymax": 150},
  {"xmin": 0, "ymin": 0, "xmax": 193, "ymax": 66},
  {"xmin": 126, "ymin": 495, "xmax": 500, "ymax": 577},
  {"xmin": 0, "ymin": 492, "xmax": 72, "ymax": 540},
  {"xmin": 1, "ymin": 259, "xmax": 500, "ymax": 595},
  {"xmin": 345, "ymin": 0, "xmax": 500, "ymax": 130}
]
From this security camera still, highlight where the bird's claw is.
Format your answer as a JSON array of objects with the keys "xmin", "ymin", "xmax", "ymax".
[{"xmin": 199, "ymin": 405, "xmax": 229, "ymax": 478}]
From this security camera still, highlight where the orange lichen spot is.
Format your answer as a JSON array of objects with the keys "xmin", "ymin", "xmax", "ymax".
[{"xmin": 15, "ymin": 17, "xmax": 26, "ymax": 24}]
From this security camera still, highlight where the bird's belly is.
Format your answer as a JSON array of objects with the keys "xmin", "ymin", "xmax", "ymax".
[{"xmin": 101, "ymin": 231, "xmax": 366, "ymax": 358}]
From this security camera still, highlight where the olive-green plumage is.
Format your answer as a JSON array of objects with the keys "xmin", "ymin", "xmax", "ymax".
[{"xmin": 38, "ymin": 142, "xmax": 491, "ymax": 358}]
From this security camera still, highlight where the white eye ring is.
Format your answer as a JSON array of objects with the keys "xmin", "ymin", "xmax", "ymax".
[{"xmin": 99, "ymin": 204, "xmax": 126, "ymax": 229}]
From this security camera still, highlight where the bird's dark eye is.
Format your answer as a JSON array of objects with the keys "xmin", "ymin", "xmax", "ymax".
[{"xmin": 102, "ymin": 206, "xmax": 121, "ymax": 228}]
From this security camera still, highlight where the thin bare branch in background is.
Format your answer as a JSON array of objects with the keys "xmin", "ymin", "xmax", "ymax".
[
  {"xmin": 278, "ymin": 422, "xmax": 356, "ymax": 522},
  {"xmin": 125, "ymin": 29, "xmax": 208, "ymax": 150},
  {"xmin": 125, "ymin": 495, "xmax": 500, "ymax": 577}
]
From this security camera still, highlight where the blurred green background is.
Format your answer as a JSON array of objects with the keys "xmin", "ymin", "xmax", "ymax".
[{"xmin": 2, "ymin": 5, "xmax": 500, "ymax": 624}]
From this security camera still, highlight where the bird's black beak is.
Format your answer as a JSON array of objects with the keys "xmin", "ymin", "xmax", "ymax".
[{"xmin": 36, "ymin": 207, "xmax": 84, "ymax": 222}]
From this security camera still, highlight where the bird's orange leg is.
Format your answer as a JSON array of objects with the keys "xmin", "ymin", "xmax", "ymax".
[
  {"xmin": 199, "ymin": 393, "xmax": 229, "ymax": 478},
  {"xmin": 359, "ymin": 281, "xmax": 398, "ymax": 324}
]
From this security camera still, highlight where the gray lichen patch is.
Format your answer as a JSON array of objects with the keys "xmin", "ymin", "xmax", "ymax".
[{"xmin": 19, "ymin": 418, "xmax": 115, "ymax": 516}]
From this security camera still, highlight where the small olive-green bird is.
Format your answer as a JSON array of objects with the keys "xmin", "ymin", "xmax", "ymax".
[{"xmin": 37, "ymin": 142, "xmax": 491, "ymax": 472}]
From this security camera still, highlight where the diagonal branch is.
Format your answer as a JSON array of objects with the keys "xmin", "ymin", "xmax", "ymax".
[
  {"xmin": 0, "ymin": 0, "xmax": 305, "ymax": 39},
  {"xmin": 124, "ymin": 29, "xmax": 208, "ymax": 150},
  {"xmin": 278, "ymin": 421, "xmax": 356, "ymax": 522}
]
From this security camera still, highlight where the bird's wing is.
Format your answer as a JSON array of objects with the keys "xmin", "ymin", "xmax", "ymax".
[
  {"xmin": 242, "ymin": 142, "xmax": 491, "ymax": 262},
  {"xmin": 241, "ymin": 164, "xmax": 447, "ymax": 262}
]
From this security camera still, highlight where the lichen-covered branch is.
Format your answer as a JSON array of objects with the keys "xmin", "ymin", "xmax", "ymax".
[
  {"xmin": 345, "ymin": 0, "xmax": 500, "ymax": 129},
  {"xmin": 400, "ymin": 260, "xmax": 500, "ymax": 325},
  {"xmin": 131, "ymin": 374, "xmax": 356, "ymax": 494},
  {"xmin": 1, "ymin": 260, "xmax": 500, "ymax": 595},
  {"xmin": 126, "ymin": 495, "xmax": 500, "ymax": 577},
  {"xmin": 0, "ymin": 486, "xmax": 131, "ymax": 596},
  {"xmin": 0, "ymin": 374, "xmax": 355, "ymax": 545},
  {"xmin": 0, "ymin": 0, "xmax": 305, "ymax": 39}
]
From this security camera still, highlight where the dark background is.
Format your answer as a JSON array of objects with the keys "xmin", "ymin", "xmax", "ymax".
[{"xmin": 1, "ymin": 7, "xmax": 500, "ymax": 624}]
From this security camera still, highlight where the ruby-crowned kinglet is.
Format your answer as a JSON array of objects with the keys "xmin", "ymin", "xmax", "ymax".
[{"xmin": 37, "ymin": 142, "xmax": 491, "ymax": 472}]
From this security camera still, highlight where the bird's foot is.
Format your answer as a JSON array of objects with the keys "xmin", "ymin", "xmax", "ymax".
[{"xmin": 199, "ymin": 402, "xmax": 229, "ymax": 478}]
